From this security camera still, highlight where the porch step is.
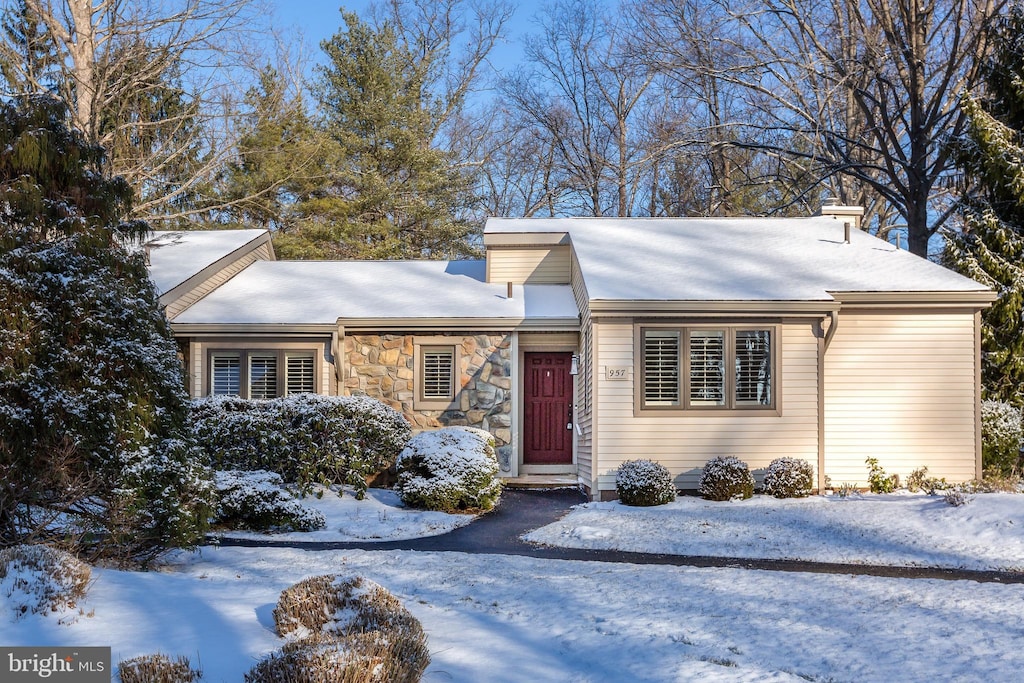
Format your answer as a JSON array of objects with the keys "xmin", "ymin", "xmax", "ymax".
[{"xmin": 503, "ymin": 475, "xmax": 580, "ymax": 489}]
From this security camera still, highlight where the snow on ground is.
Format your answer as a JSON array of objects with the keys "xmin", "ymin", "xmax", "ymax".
[
  {"xmin": 4, "ymin": 493, "xmax": 1024, "ymax": 682},
  {"xmin": 525, "ymin": 492, "xmax": 1024, "ymax": 571},
  {"xmin": 214, "ymin": 485, "xmax": 472, "ymax": 542},
  {"xmin": 3, "ymin": 547, "xmax": 1024, "ymax": 682}
]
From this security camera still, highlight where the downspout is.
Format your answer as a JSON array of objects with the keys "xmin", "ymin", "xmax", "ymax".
[
  {"xmin": 331, "ymin": 323, "xmax": 345, "ymax": 394},
  {"xmin": 818, "ymin": 310, "xmax": 839, "ymax": 494}
]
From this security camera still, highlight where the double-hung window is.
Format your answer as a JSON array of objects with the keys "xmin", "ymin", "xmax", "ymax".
[
  {"xmin": 639, "ymin": 326, "xmax": 775, "ymax": 411},
  {"xmin": 209, "ymin": 350, "xmax": 316, "ymax": 398}
]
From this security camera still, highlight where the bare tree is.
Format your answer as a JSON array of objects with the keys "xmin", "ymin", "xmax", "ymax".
[
  {"xmin": 503, "ymin": 0, "xmax": 666, "ymax": 217},
  {"xmin": 1, "ymin": 0, "xmax": 281, "ymax": 224},
  {"xmin": 642, "ymin": 0, "xmax": 1003, "ymax": 255}
]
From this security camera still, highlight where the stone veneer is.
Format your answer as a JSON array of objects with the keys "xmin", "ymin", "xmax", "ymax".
[{"xmin": 342, "ymin": 333, "xmax": 514, "ymax": 470}]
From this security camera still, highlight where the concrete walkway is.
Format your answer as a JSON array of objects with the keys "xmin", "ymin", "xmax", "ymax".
[{"xmin": 212, "ymin": 488, "xmax": 1024, "ymax": 585}]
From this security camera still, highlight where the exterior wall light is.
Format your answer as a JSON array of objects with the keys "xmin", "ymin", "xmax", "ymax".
[{"xmin": 569, "ymin": 354, "xmax": 580, "ymax": 375}]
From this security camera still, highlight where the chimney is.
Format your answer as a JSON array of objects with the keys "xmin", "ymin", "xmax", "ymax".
[{"xmin": 817, "ymin": 199, "xmax": 865, "ymax": 230}]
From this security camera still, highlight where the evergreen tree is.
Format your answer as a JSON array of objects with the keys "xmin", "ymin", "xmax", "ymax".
[
  {"xmin": 218, "ymin": 66, "xmax": 330, "ymax": 235},
  {"xmin": 294, "ymin": 11, "xmax": 476, "ymax": 260},
  {"xmin": 0, "ymin": 0, "xmax": 59, "ymax": 95},
  {"xmin": 0, "ymin": 96, "xmax": 212, "ymax": 565},
  {"xmin": 947, "ymin": 2, "xmax": 1024, "ymax": 406}
]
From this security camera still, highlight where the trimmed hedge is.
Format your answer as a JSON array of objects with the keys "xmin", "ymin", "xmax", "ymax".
[
  {"xmin": 762, "ymin": 458, "xmax": 814, "ymax": 498},
  {"xmin": 190, "ymin": 394, "xmax": 410, "ymax": 499},
  {"xmin": 616, "ymin": 460, "xmax": 677, "ymax": 506},
  {"xmin": 698, "ymin": 456, "xmax": 755, "ymax": 501},
  {"xmin": 395, "ymin": 427, "xmax": 502, "ymax": 512},
  {"xmin": 213, "ymin": 470, "xmax": 326, "ymax": 532}
]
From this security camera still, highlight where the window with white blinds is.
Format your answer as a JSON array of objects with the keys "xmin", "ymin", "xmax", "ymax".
[
  {"xmin": 735, "ymin": 330, "xmax": 772, "ymax": 405},
  {"xmin": 249, "ymin": 355, "xmax": 278, "ymax": 399},
  {"xmin": 639, "ymin": 327, "xmax": 775, "ymax": 411},
  {"xmin": 211, "ymin": 353, "xmax": 240, "ymax": 396},
  {"xmin": 689, "ymin": 331, "xmax": 725, "ymax": 406},
  {"xmin": 421, "ymin": 348, "xmax": 455, "ymax": 399},
  {"xmin": 643, "ymin": 330, "xmax": 680, "ymax": 406},
  {"xmin": 208, "ymin": 349, "xmax": 317, "ymax": 399},
  {"xmin": 286, "ymin": 354, "xmax": 315, "ymax": 395}
]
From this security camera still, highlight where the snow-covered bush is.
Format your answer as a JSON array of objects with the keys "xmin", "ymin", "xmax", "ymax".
[
  {"xmin": 247, "ymin": 574, "xmax": 429, "ymax": 683},
  {"xmin": 0, "ymin": 545, "xmax": 91, "ymax": 619},
  {"xmin": 191, "ymin": 394, "xmax": 411, "ymax": 499},
  {"xmin": 395, "ymin": 427, "xmax": 502, "ymax": 512},
  {"xmin": 118, "ymin": 654, "xmax": 201, "ymax": 683},
  {"xmin": 213, "ymin": 470, "xmax": 326, "ymax": 532},
  {"xmin": 762, "ymin": 458, "xmax": 814, "ymax": 498},
  {"xmin": 615, "ymin": 460, "xmax": 677, "ymax": 506},
  {"xmin": 981, "ymin": 399, "xmax": 1023, "ymax": 474},
  {"xmin": 698, "ymin": 456, "xmax": 755, "ymax": 501}
]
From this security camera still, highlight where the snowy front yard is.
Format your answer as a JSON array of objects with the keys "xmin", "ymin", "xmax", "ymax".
[
  {"xmin": 4, "ymin": 491, "xmax": 1024, "ymax": 682},
  {"xmin": 526, "ymin": 491, "xmax": 1024, "ymax": 571}
]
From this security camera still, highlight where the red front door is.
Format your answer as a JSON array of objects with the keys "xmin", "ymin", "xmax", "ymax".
[{"xmin": 523, "ymin": 352, "xmax": 573, "ymax": 465}]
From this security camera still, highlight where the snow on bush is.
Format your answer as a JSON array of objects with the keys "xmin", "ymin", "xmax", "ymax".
[
  {"xmin": 213, "ymin": 470, "xmax": 326, "ymax": 533},
  {"xmin": 118, "ymin": 654, "xmax": 201, "ymax": 683},
  {"xmin": 981, "ymin": 399, "xmax": 1022, "ymax": 474},
  {"xmin": 762, "ymin": 457, "xmax": 814, "ymax": 498},
  {"xmin": 190, "ymin": 394, "xmax": 411, "ymax": 499},
  {"xmin": 615, "ymin": 460, "xmax": 677, "ymax": 506},
  {"xmin": 698, "ymin": 456, "xmax": 755, "ymax": 501},
  {"xmin": 0, "ymin": 545, "xmax": 91, "ymax": 619},
  {"xmin": 395, "ymin": 427, "xmax": 502, "ymax": 512},
  {"xmin": 247, "ymin": 574, "xmax": 429, "ymax": 683}
]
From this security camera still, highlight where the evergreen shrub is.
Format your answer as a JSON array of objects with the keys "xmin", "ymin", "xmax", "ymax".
[
  {"xmin": 395, "ymin": 427, "xmax": 502, "ymax": 512},
  {"xmin": 615, "ymin": 460, "xmax": 677, "ymax": 506},
  {"xmin": 762, "ymin": 458, "xmax": 814, "ymax": 498},
  {"xmin": 981, "ymin": 400, "xmax": 1023, "ymax": 474},
  {"xmin": 698, "ymin": 457, "xmax": 755, "ymax": 501},
  {"xmin": 212, "ymin": 470, "xmax": 326, "ymax": 532},
  {"xmin": 190, "ymin": 394, "xmax": 411, "ymax": 499}
]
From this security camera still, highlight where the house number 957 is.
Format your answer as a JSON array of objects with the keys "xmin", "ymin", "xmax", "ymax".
[{"xmin": 605, "ymin": 366, "xmax": 629, "ymax": 380}]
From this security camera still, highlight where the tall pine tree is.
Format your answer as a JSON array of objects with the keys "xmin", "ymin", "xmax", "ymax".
[
  {"xmin": 948, "ymin": 2, "xmax": 1024, "ymax": 406},
  {"xmin": 293, "ymin": 11, "xmax": 476, "ymax": 260}
]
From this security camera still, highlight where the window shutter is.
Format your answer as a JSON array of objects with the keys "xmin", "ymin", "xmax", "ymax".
[
  {"xmin": 212, "ymin": 354, "xmax": 240, "ymax": 396},
  {"xmin": 421, "ymin": 349, "xmax": 454, "ymax": 399},
  {"xmin": 643, "ymin": 331, "xmax": 680, "ymax": 406},
  {"xmin": 286, "ymin": 355, "xmax": 315, "ymax": 395},
  {"xmin": 735, "ymin": 330, "xmax": 771, "ymax": 405},
  {"xmin": 689, "ymin": 331, "xmax": 725, "ymax": 405},
  {"xmin": 249, "ymin": 355, "xmax": 278, "ymax": 399}
]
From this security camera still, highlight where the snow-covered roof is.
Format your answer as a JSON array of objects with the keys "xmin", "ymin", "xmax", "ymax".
[
  {"xmin": 144, "ymin": 229, "xmax": 268, "ymax": 295},
  {"xmin": 172, "ymin": 260, "xmax": 579, "ymax": 325},
  {"xmin": 485, "ymin": 216, "xmax": 989, "ymax": 302}
]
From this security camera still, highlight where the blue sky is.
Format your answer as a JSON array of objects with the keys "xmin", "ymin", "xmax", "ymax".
[{"xmin": 270, "ymin": 0, "xmax": 543, "ymax": 72}]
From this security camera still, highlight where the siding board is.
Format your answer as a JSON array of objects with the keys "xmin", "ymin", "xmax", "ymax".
[
  {"xmin": 824, "ymin": 310, "xmax": 978, "ymax": 485},
  {"xmin": 487, "ymin": 247, "xmax": 571, "ymax": 284},
  {"xmin": 593, "ymin": 322, "xmax": 819, "ymax": 490}
]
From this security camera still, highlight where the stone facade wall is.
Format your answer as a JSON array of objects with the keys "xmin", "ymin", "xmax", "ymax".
[{"xmin": 342, "ymin": 333, "xmax": 514, "ymax": 470}]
